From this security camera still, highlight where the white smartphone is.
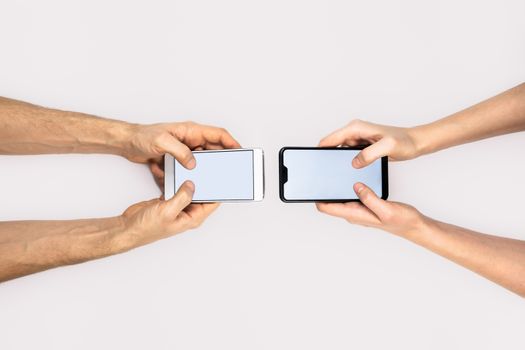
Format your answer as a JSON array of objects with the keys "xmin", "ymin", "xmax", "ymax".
[{"xmin": 164, "ymin": 148, "xmax": 265, "ymax": 202}]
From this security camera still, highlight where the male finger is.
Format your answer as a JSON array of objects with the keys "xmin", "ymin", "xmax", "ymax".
[
  {"xmin": 148, "ymin": 162, "xmax": 165, "ymax": 191},
  {"xmin": 203, "ymin": 143, "xmax": 227, "ymax": 150},
  {"xmin": 175, "ymin": 203, "xmax": 220, "ymax": 230},
  {"xmin": 197, "ymin": 125, "xmax": 241, "ymax": 149},
  {"xmin": 164, "ymin": 181, "xmax": 195, "ymax": 217},
  {"xmin": 159, "ymin": 137, "xmax": 196, "ymax": 169},
  {"xmin": 149, "ymin": 161, "xmax": 165, "ymax": 179},
  {"xmin": 186, "ymin": 203, "xmax": 220, "ymax": 222}
]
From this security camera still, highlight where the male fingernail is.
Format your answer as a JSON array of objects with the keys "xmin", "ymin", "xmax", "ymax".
[
  {"xmin": 187, "ymin": 158, "xmax": 196, "ymax": 169},
  {"xmin": 184, "ymin": 181, "xmax": 195, "ymax": 192}
]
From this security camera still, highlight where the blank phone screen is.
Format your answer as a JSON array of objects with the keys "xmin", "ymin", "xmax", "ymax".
[
  {"xmin": 282, "ymin": 149, "xmax": 383, "ymax": 200},
  {"xmin": 174, "ymin": 150, "xmax": 254, "ymax": 201}
]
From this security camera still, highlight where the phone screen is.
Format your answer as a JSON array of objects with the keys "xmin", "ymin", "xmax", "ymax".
[
  {"xmin": 281, "ymin": 148, "xmax": 384, "ymax": 201},
  {"xmin": 174, "ymin": 150, "xmax": 254, "ymax": 201}
]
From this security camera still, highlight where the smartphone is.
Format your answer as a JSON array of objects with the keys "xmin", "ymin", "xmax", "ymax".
[
  {"xmin": 164, "ymin": 148, "xmax": 264, "ymax": 202},
  {"xmin": 279, "ymin": 146, "xmax": 388, "ymax": 202}
]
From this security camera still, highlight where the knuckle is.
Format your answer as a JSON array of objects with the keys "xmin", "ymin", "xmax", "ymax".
[
  {"xmin": 182, "ymin": 151, "xmax": 193, "ymax": 162},
  {"xmin": 176, "ymin": 121, "xmax": 194, "ymax": 135},
  {"xmin": 358, "ymin": 151, "xmax": 370, "ymax": 163},
  {"xmin": 172, "ymin": 122, "xmax": 187, "ymax": 133},
  {"xmin": 359, "ymin": 189, "xmax": 371, "ymax": 201},
  {"xmin": 347, "ymin": 119, "xmax": 361, "ymax": 128},
  {"xmin": 183, "ymin": 189, "xmax": 193, "ymax": 203}
]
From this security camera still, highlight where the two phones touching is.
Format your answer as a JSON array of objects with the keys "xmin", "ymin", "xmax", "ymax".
[{"xmin": 164, "ymin": 147, "xmax": 388, "ymax": 203}]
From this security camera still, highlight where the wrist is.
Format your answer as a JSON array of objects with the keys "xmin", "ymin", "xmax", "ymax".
[
  {"xmin": 53, "ymin": 108, "xmax": 141, "ymax": 157},
  {"xmin": 109, "ymin": 120, "xmax": 140, "ymax": 159},
  {"xmin": 116, "ymin": 123, "xmax": 152, "ymax": 163},
  {"xmin": 75, "ymin": 216, "xmax": 129, "ymax": 262},
  {"xmin": 400, "ymin": 213, "xmax": 434, "ymax": 242},
  {"xmin": 108, "ymin": 215, "xmax": 143, "ymax": 254},
  {"xmin": 407, "ymin": 124, "xmax": 435, "ymax": 158}
]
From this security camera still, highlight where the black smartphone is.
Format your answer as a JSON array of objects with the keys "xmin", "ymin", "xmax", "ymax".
[{"xmin": 279, "ymin": 146, "xmax": 388, "ymax": 203}]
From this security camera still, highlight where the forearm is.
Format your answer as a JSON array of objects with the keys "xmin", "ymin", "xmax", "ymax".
[
  {"xmin": 0, "ymin": 97, "xmax": 137, "ymax": 156},
  {"xmin": 403, "ymin": 218, "xmax": 525, "ymax": 297},
  {"xmin": 410, "ymin": 83, "xmax": 525, "ymax": 156},
  {"xmin": 0, "ymin": 217, "xmax": 128, "ymax": 282}
]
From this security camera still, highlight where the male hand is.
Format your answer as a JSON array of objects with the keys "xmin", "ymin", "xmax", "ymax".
[
  {"xmin": 115, "ymin": 181, "xmax": 219, "ymax": 252},
  {"xmin": 123, "ymin": 122, "xmax": 241, "ymax": 189},
  {"xmin": 319, "ymin": 119, "xmax": 421, "ymax": 168},
  {"xmin": 316, "ymin": 183, "xmax": 426, "ymax": 237}
]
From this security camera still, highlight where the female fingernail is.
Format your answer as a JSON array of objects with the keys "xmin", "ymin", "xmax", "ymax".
[
  {"xmin": 187, "ymin": 158, "xmax": 196, "ymax": 169},
  {"xmin": 354, "ymin": 182, "xmax": 364, "ymax": 193}
]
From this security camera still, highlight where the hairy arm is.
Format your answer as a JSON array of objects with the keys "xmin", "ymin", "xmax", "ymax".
[
  {"xmin": 0, "ymin": 182, "xmax": 219, "ymax": 282},
  {"xmin": 0, "ymin": 96, "xmax": 240, "ymax": 188},
  {"xmin": 0, "ymin": 97, "xmax": 134, "ymax": 156},
  {"xmin": 0, "ymin": 217, "xmax": 125, "ymax": 282}
]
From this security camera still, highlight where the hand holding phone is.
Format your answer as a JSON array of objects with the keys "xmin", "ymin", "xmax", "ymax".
[{"xmin": 319, "ymin": 119, "xmax": 421, "ymax": 167}]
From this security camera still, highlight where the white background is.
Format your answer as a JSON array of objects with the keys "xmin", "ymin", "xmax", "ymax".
[{"xmin": 1, "ymin": 1, "xmax": 524, "ymax": 349}]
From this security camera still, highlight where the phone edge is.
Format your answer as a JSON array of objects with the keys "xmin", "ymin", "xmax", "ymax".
[
  {"xmin": 252, "ymin": 148, "xmax": 265, "ymax": 201},
  {"xmin": 164, "ymin": 154, "xmax": 175, "ymax": 200}
]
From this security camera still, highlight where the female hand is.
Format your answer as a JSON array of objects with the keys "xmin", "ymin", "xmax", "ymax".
[
  {"xmin": 316, "ymin": 182, "xmax": 426, "ymax": 237},
  {"xmin": 319, "ymin": 119, "xmax": 421, "ymax": 168}
]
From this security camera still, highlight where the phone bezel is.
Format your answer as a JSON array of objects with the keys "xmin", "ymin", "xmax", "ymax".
[
  {"xmin": 278, "ymin": 146, "xmax": 389, "ymax": 203},
  {"xmin": 164, "ymin": 148, "xmax": 265, "ymax": 202}
]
